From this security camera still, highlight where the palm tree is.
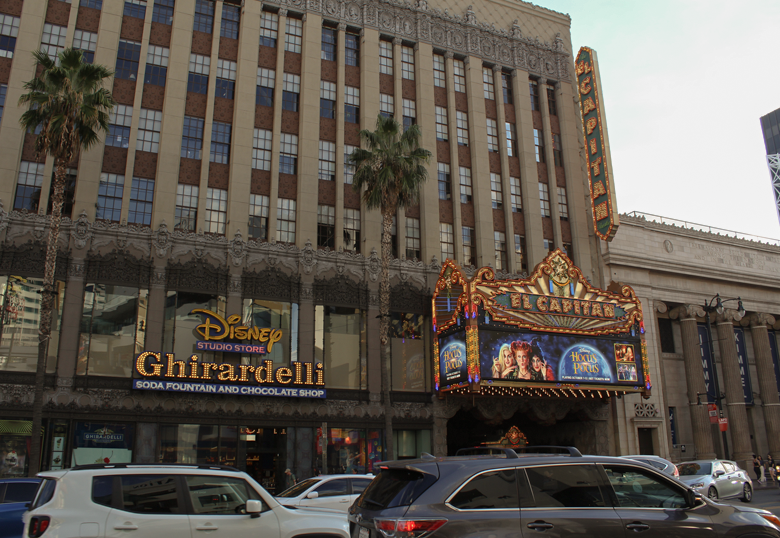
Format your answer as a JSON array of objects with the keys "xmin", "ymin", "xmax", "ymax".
[
  {"xmin": 350, "ymin": 114, "xmax": 431, "ymax": 461},
  {"xmin": 18, "ymin": 48, "xmax": 115, "ymax": 475}
]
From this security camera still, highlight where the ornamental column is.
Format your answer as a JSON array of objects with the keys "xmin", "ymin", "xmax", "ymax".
[
  {"xmin": 747, "ymin": 313, "xmax": 780, "ymax": 459},
  {"xmin": 670, "ymin": 305, "xmax": 715, "ymax": 459}
]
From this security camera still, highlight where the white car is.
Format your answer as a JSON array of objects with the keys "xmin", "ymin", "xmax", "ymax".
[
  {"xmin": 276, "ymin": 474, "xmax": 373, "ymax": 511},
  {"xmin": 22, "ymin": 464, "xmax": 350, "ymax": 538}
]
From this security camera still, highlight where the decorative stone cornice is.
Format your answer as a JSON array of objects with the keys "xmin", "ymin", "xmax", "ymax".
[
  {"xmin": 669, "ymin": 304, "xmax": 704, "ymax": 321},
  {"xmin": 746, "ymin": 312, "xmax": 776, "ymax": 329},
  {"xmin": 714, "ymin": 308, "xmax": 744, "ymax": 324}
]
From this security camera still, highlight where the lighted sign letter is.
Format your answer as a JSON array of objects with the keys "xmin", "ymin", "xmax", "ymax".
[
  {"xmin": 595, "ymin": 201, "xmax": 609, "ymax": 221},
  {"xmin": 592, "ymin": 181, "xmax": 607, "ymax": 198},
  {"xmin": 586, "ymin": 117, "xmax": 598, "ymax": 135},
  {"xmin": 582, "ymin": 97, "xmax": 596, "ymax": 115},
  {"xmin": 536, "ymin": 296, "xmax": 548, "ymax": 312},
  {"xmin": 136, "ymin": 351, "xmax": 163, "ymax": 376},
  {"xmin": 589, "ymin": 157, "xmax": 602, "ymax": 177},
  {"xmin": 579, "ymin": 76, "xmax": 591, "ymax": 95},
  {"xmin": 589, "ymin": 138, "xmax": 598, "ymax": 155}
]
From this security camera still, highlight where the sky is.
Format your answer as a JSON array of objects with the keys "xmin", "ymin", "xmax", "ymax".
[{"xmin": 533, "ymin": 0, "xmax": 780, "ymax": 240}]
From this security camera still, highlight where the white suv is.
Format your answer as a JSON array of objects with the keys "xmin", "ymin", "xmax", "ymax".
[{"xmin": 23, "ymin": 464, "xmax": 350, "ymax": 538}]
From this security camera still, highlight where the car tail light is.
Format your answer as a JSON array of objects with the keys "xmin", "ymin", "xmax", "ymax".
[
  {"xmin": 28, "ymin": 517, "xmax": 50, "ymax": 538},
  {"xmin": 673, "ymin": 465, "xmax": 679, "ymax": 478},
  {"xmin": 761, "ymin": 514, "xmax": 780, "ymax": 528},
  {"xmin": 375, "ymin": 519, "xmax": 447, "ymax": 538}
]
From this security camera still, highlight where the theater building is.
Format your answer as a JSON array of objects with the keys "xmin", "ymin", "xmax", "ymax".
[{"xmin": 0, "ymin": 0, "xmax": 610, "ymax": 481}]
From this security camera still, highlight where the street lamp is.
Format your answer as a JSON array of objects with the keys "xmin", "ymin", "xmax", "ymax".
[{"xmin": 701, "ymin": 294, "xmax": 745, "ymax": 461}]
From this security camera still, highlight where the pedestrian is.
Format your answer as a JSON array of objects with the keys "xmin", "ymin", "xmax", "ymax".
[
  {"xmin": 758, "ymin": 455, "xmax": 766, "ymax": 484},
  {"xmin": 767, "ymin": 454, "xmax": 776, "ymax": 485},
  {"xmin": 284, "ymin": 468, "xmax": 297, "ymax": 490},
  {"xmin": 753, "ymin": 454, "xmax": 762, "ymax": 481}
]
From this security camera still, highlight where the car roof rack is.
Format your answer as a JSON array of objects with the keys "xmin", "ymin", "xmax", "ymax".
[
  {"xmin": 70, "ymin": 463, "xmax": 242, "ymax": 472},
  {"xmin": 454, "ymin": 446, "xmax": 582, "ymax": 458},
  {"xmin": 454, "ymin": 447, "xmax": 519, "ymax": 458},
  {"xmin": 514, "ymin": 446, "xmax": 582, "ymax": 457}
]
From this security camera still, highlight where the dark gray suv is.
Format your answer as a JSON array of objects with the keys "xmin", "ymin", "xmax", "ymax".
[{"xmin": 348, "ymin": 447, "xmax": 780, "ymax": 538}]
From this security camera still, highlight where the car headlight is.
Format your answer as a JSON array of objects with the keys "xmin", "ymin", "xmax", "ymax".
[{"xmin": 690, "ymin": 482, "xmax": 705, "ymax": 489}]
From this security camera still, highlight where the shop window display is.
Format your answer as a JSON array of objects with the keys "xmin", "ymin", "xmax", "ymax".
[
  {"xmin": 394, "ymin": 429, "xmax": 432, "ymax": 459},
  {"xmin": 71, "ymin": 422, "xmax": 134, "ymax": 466},
  {"xmin": 240, "ymin": 298, "xmax": 298, "ymax": 366},
  {"xmin": 390, "ymin": 313, "xmax": 429, "ymax": 391},
  {"xmin": 324, "ymin": 428, "xmax": 383, "ymax": 475},
  {"xmin": 159, "ymin": 424, "xmax": 237, "ymax": 467},
  {"xmin": 0, "ymin": 420, "xmax": 36, "ymax": 477},
  {"xmin": 163, "ymin": 291, "xmax": 226, "ymax": 362},
  {"xmin": 314, "ymin": 306, "xmax": 365, "ymax": 390}
]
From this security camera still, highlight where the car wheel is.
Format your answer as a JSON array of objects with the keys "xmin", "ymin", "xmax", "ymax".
[
  {"xmin": 708, "ymin": 486, "xmax": 718, "ymax": 500},
  {"xmin": 741, "ymin": 483, "xmax": 753, "ymax": 503}
]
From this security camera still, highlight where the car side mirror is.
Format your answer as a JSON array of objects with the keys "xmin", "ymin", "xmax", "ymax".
[
  {"xmin": 246, "ymin": 499, "xmax": 263, "ymax": 518},
  {"xmin": 684, "ymin": 489, "xmax": 697, "ymax": 508},
  {"xmin": 24, "ymin": 503, "xmax": 31, "ymax": 509},
  {"xmin": 306, "ymin": 491, "xmax": 319, "ymax": 499},
  {"xmin": 714, "ymin": 470, "xmax": 725, "ymax": 477}
]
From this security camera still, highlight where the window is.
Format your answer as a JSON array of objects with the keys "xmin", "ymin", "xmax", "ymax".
[
  {"xmin": 494, "ymin": 231, "xmax": 507, "ymax": 271},
  {"xmin": 505, "ymin": 122, "xmax": 516, "ymax": 157},
  {"xmin": 482, "ymin": 67, "xmax": 495, "ymax": 100},
  {"xmin": 320, "ymin": 81, "xmax": 336, "ymax": 118},
  {"xmin": 405, "ymin": 217, "xmax": 420, "ymax": 260},
  {"xmin": 459, "ymin": 166, "xmax": 472, "ymax": 203},
  {"xmin": 440, "ymin": 222, "xmax": 453, "ymax": 262},
  {"xmin": 462, "ymin": 226, "xmax": 475, "ymax": 266},
  {"xmin": 658, "ymin": 318, "xmax": 676, "ymax": 353},
  {"xmin": 13, "ymin": 161, "xmax": 45, "ymax": 211},
  {"xmin": 81, "ymin": 0, "xmax": 103, "ymax": 8},
  {"xmin": 379, "ymin": 41, "xmax": 393, "ymax": 75},
  {"xmin": 314, "ymin": 479, "xmax": 349, "ymax": 497},
  {"xmin": 547, "ymin": 86, "xmax": 557, "ymax": 116},
  {"xmin": 73, "ymin": 29, "xmax": 97, "ymax": 63},
  {"xmin": 106, "ymin": 104, "xmax": 133, "ymax": 148},
  {"xmin": 249, "ymin": 194, "xmax": 269, "ymax": 241},
  {"xmin": 117, "ymin": 475, "xmax": 178, "ymax": 513},
  {"xmin": 544, "ymin": 238, "xmax": 554, "ymax": 252},
  {"xmin": 137, "ymin": 108, "xmax": 162, "ymax": 153},
  {"xmin": 256, "ymin": 67, "xmax": 275, "ymax": 106},
  {"xmin": 603, "ymin": 465, "xmax": 686, "ymax": 509},
  {"xmin": 435, "ymin": 106, "xmax": 448, "ymax": 141},
  {"xmin": 318, "ymin": 140, "xmax": 336, "ymax": 181},
  {"xmin": 514, "ymin": 234, "xmax": 526, "ymax": 271},
  {"xmin": 553, "ymin": 133, "xmax": 564, "ymax": 167},
  {"xmin": 285, "ymin": 18, "xmax": 302, "ymax": 53},
  {"xmin": 260, "ymin": 11, "xmax": 278, "ymax": 48},
  {"xmin": 438, "ymin": 163, "xmax": 451, "ymax": 200},
  {"xmin": 510, "ymin": 176, "xmax": 522, "ymax": 212},
  {"xmin": 315, "ymin": 306, "xmax": 365, "ymax": 390},
  {"xmin": 390, "ymin": 216, "xmax": 398, "ymax": 258},
  {"xmin": 221, "ymin": 3, "xmax": 240, "ymax": 39},
  {"xmin": 317, "ymin": 204, "xmax": 335, "ymax": 249},
  {"xmin": 144, "ymin": 44, "xmax": 168, "ymax": 86},
  {"xmin": 526, "ymin": 465, "xmax": 605, "ymax": 508},
  {"xmin": 210, "ymin": 122, "xmax": 231, "ymax": 164},
  {"xmin": 490, "ymin": 173, "xmax": 502, "ymax": 209},
  {"xmin": 152, "ymin": 0, "xmax": 174, "ymax": 24},
  {"xmin": 175, "ymin": 184, "xmax": 198, "ymax": 231},
  {"xmin": 433, "ymin": 53, "xmax": 446, "ymax": 88},
  {"xmin": 124, "ymin": 0, "xmax": 146, "ymax": 19},
  {"xmin": 181, "ymin": 116, "xmax": 204, "ymax": 159},
  {"xmin": 46, "ymin": 168, "xmax": 77, "ymax": 218},
  {"xmin": 277, "ymin": 198, "xmax": 296, "ymax": 243},
  {"xmin": 501, "ymin": 72, "xmax": 512, "ymax": 104},
  {"xmin": 380, "ymin": 93, "xmax": 394, "ymax": 118},
  {"xmin": 41, "ymin": 24, "xmax": 67, "ymax": 60},
  {"xmin": 539, "ymin": 182, "xmax": 551, "ymax": 217},
  {"xmin": 345, "ymin": 33, "xmax": 359, "ymax": 66},
  {"xmin": 186, "ymin": 476, "xmax": 259, "ymax": 515},
  {"xmin": 529, "ymin": 80, "xmax": 540, "ymax": 111},
  {"xmin": 0, "ymin": 84, "xmax": 6, "ymax": 127},
  {"xmin": 390, "ymin": 313, "xmax": 427, "ymax": 391},
  {"xmin": 0, "ymin": 14, "xmax": 20, "ymax": 59},
  {"xmin": 344, "ymin": 145, "xmax": 356, "ymax": 184},
  {"xmin": 345, "ymin": 86, "xmax": 359, "ymax": 123},
  {"xmin": 128, "ymin": 177, "xmax": 154, "ymax": 226},
  {"xmin": 533, "ymin": 128, "xmax": 545, "ymax": 163},
  {"xmin": 205, "ymin": 188, "xmax": 227, "ymax": 234},
  {"xmin": 252, "ymin": 128, "xmax": 272, "ymax": 170},
  {"xmin": 215, "ymin": 59, "xmax": 236, "ymax": 99},
  {"xmin": 279, "ymin": 133, "xmax": 298, "ymax": 174},
  {"xmin": 486, "ymin": 119, "xmax": 499, "ymax": 152},
  {"xmin": 453, "ymin": 59, "xmax": 466, "ymax": 92},
  {"xmin": 450, "ymin": 470, "xmax": 518, "ymax": 509},
  {"xmin": 401, "ymin": 45, "xmax": 414, "ymax": 80},
  {"xmin": 557, "ymin": 186, "xmax": 568, "ymax": 219},
  {"xmin": 193, "ymin": 0, "xmax": 214, "ymax": 33},
  {"xmin": 344, "ymin": 208, "xmax": 360, "ymax": 252},
  {"xmin": 322, "ymin": 27, "xmax": 336, "ymax": 61},
  {"xmin": 188, "ymin": 53, "xmax": 210, "ymax": 94},
  {"xmin": 562, "ymin": 242, "xmax": 572, "ymax": 261},
  {"xmin": 282, "ymin": 73, "xmax": 300, "ymax": 112},
  {"xmin": 402, "ymin": 99, "xmax": 416, "ymax": 131},
  {"xmin": 115, "ymin": 39, "xmax": 141, "ymax": 80},
  {"xmin": 456, "ymin": 111, "xmax": 468, "ymax": 146},
  {"xmin": 96, "ymin": 173, "xmax": 124, "ymax": 222}
]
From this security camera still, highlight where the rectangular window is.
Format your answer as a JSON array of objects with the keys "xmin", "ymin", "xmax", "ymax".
[
  {"xmin": 210, "ymin": 122, "xmax": 232, "ymax": 164},
  {"xmin": 116, "ymin": 39, "xmax": 141, "ymax": 80},
  {"xmin": 252, "ymin": 128, "xmax": 272, "ymax": 171},
  {"xmin": 315, "ymin": 306, "xmax": 366, "ymax": 391},
  {"xmin": 534, "ymin": 128, "xmax": 545, "ymax": 163},
  {"xmin": 344, "ymin": 145, "xmax": 356, "ymax": 184},
  {"xmin": 402, "ymin": 99, "xmax": 416, "ymax": 131},
  {"xmin": 433, "ymin": 53, "xmax": 445, "ymax": 88},
  {"xmin": 658, "ymin": 318, "xmax": 676, "ymax": 354},
  {"xmin": 175, "ymin": 184, "xmax": 198, "ymax": 231},
  {"xmin": 462, "ymin": 226, "xmax": 475, "ymax": 266},
  {"xmin": 46, "ymin": 168, "xmax": 77, "ymax": 219},
  {"xmin": 344, "ymin": 208, "xmax": 361, "ymax": 253},
  {"xmin": 279, "ymin": 133, "xmax": 298, "ymax": 174},
  {"xmin": 285, "ymin": 18, "xmax": 302, "ymax": 53},
  {"xmin": 256, "ymin": 67, "xmax": 275, "ymax": 106},
  {"xmin": 318, "ymin": 140, "xmax": 336, "ymax": 181},
  {"xmin": 547, "ymin": 86, "xmax": 557, "ymax": 116},
  {"xmin": 73, "ymin": 29, "xmax": 97, "ymax": 63},
  {"xmin": 482, "ymin": 67, "xmax": 495, "ymax": 100},
  {"xmin": 13, "ymin": 161, "xmax": 45, "ymax": 211},
  {"xmin": 438, "ymin": 162, "xmax": 451, "ymax": 200},
  {"xmin": 41, "ymin": 23, "xmax": 67, "ymax": 60},
  {"xmin": 380, "ymin": 93, "xmax": 394, "ymax": 118},
  {"xmin": 501, "ymin": 72, "xmax": 513, "ymax": 104},
  {"xmin": 0, "ymin": 84, "xmax": 6, "ymax": 127},
  {"xmin": 557, "ymin": 186, "xmax": 569, "ymax": 219},
  {"xmin": 405, "ymin": 217, "xmax": 420, "ymax": 260},
  {"xmin": 539, "ymin": 182, "xmax": 551, "ymax": 217},
  {"xmin": 152, "ymin": 0, "xmax": 174, "ymax": 25},
  {"xmin": 124, "ymin": 0, "xmax": 147, "ymax": 19},
  {"xmin": 317, "ymin": 204, "xmax": 335, "ymax": 249},
  {"xmin": 435, "ymin": 106, "xmax": 448, "ymax": 141},
  {"xmin": 106, "ymin": 104, "xmax": 133, "ymax": 148},
  {"xmin": 529, "ymin": 80, "xmax": 540, "ymax": 111},
  {"xmin": 505, "ymin": 122, "xmax": 516, "ymax": 157},
  {"xmin": 0, "ymin": 14, "xmax": 20, "ymax": 59},
  {"xmin": 345, "ymin": 32, "xmax": 359, "ymax": 66},
  {"xmin": 453, "ymin": 59, "xmax": 466, "ymax": 93},
  {"xmin": 345, "ymin": 86, "xmax": 360, "ymax": 123},
  {"xmin": 282, "ymin": 72, "xmax": 300, "ymax": 112},
  {"xmin": 543, "ymin": 238, "xmax": 554, "ymax": 252},
  {"xmin": 136, "ymin": 108, "xmax": 162, "ymax": 153},
  {"xmin": 562, "ymin": 242, "xmax": 572, "ymax": 261},
  {"xmin": 456, "ymin": 111, "xmax": 469, "ymax": 146},
  {"xmin": 188, "ymin": 53, "xmax": 210, "ymax": 93},
  {"xmin": 514, "ymin": 234, "xmax": 526, "ymax": 271},
  {"xmin": 391, "ymin": 216, "xmax": 398, "ymax": 258},
  {"xmin": 128, "ymin": 177, "xmax": 154, "ymax": 226},
  {"xmin": 401, "ymin": 45, "xmax": 414, "ymax": 80},
  {"xmin": 494, "ymin": 231, "xmax": 507, "ymax": 271},
  {"xmin": 205, "ymin": 187, "xmax": 227, "ymax": 234},
  {"xmin": 277, "ymin": 198, "xmax": 296, "ymax": 243},
  {"xmin": 510, "ymin": 176, "xmax": 522, "ymax": 212},
  {"xmin": 181, "ymin": 116, "xmax": 204, "ymax": 159},
  {"xmin": 553, "ymin": 133, "xmax": 564, "ymax": 167},
  {"xmin": 459, "ymin": 166, "xmax": 472, "ymax": 203},
  {"xmin": 144, "ymin": 44, "xmax": 169, "ymax": 86},
  {"xmin": 379, "ymin": 40, "xmax": 393, "ymax": 75},
  {"xmin": 320, "ymin": 80, "xmax": 336, "ymax": 118},
  {"xmin": 215, "ymin": 59, "xmax": 236, "ymax": 99},
  {"xmin": 486, "ymin": 118, "xmax": 499, "ymax": 152},
  {"xmin": 249, "ymin": 194, "xmax": 269, "ymax": 241},
  {"xmin": 321, "ymin": 27, "xmax": 336, "ymax": 61},
  {"xmin": 220, "ymin": 3, "xmax": 240, "ymax": 39},
  {"xmin": 97, "ymin": 173, "xmax": 124, "ymax": 222},
  {"xmin": 440, "ymin": 222, "xmax": 453, "ymax": 262},
  {"xmin": 81, "ymin": 0, "xmax": 104, "ymax": 9},
  {"xmin": 490, "ymin": 173, "xmax": 502, "ymax": 209},
  {"xmin": 260, "ymin": 11, "xmax": 278, "ymax": 48},
  {"xmin": 193, "ymin": 0, "xmax": 214, "ymax": 33}
]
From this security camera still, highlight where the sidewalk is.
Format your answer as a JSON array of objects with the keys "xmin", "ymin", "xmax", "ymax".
[{"xmin": 753, "ymin": 480, "xmax": 780, "ymax": 490}]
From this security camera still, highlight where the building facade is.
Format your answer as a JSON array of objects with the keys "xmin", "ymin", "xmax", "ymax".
[{"xmin": 0, "ymin": 0, "xmax": 605, "ymax": 481}]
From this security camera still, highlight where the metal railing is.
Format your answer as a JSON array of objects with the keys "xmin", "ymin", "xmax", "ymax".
[{"xmin": 623, "ymin": 212, "xmax": 780, "ymax": 247}]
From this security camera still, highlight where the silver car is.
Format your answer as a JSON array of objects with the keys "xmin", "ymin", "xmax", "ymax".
[
  {"xmin": 275, "ymin": 474, "xmax": 374, "ymax": 512},
  {"xmin": 621, "ymin": 455, "xmax": 679, "ymax": 478},
  {"xmin": 677, "ymin": 459, "xmax": 753, "ymax": 502}
]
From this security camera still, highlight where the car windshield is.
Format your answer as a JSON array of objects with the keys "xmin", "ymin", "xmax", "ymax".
[
  {"xmin": 678, "ymin": 463, "xmax": 711, "ymax": 476},
  {"xmin": 276, "ymin": 478, "xmax": 320, "ymax": 498}
]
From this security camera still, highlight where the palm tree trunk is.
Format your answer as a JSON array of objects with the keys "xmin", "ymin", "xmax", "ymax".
[
  {"xmin": 380, "ymin": 209, "xmax": 394, "ymax": 461},
  {"xmin": 29, "ymin": 160, "xmax": 65, "ymax": 476}
]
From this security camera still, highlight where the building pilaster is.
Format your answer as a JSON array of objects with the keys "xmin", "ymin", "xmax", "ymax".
[
  {"xmin": 747, "ymin": 313, "xmax": 780, "ymax": 460},
  {"xmin": 537, "ymin": 78, "xmax": 562, "ymax": 250}
]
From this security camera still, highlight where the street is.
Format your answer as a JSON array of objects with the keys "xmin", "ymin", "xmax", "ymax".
[{"xmin": 720, "ymin": 484, "xmax": 780, "ymax": 517}]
